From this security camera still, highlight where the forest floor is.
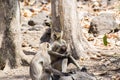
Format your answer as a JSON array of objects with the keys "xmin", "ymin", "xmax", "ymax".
[{"xmin": 1, "ymin": 0, "xmax": 120, "ymax": 80}]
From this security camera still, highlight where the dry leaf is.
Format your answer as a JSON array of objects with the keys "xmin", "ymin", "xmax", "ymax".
[
  {"xmin": 84, "ymin": 24, "xmax": 90, "ymax": 29},
  {"xmin": 87, "ymin": 37, "xmax": 94, "ymax": 41},
  {"xmin": 24, "ymin": 1, "xmax": 29, "ymax": 6},
  {"xmin": 23, "ymin": 12, "xmax": 28, "ymax": 17},
  {"xmin": 106, "ymin": 33, "xmax": 118, "ymax": 39},
  {"xmin": 29, "ymin": 9, "xmax": 35, "ymax": 13}
]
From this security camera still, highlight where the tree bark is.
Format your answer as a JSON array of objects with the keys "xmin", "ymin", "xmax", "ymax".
[
  {"xmin": 0, "ymin": 0, "xmax": 30, "ymax": 70},
  {"xmin": 51, "ymin": 0, "xmax": 91, "ymax": 59}
]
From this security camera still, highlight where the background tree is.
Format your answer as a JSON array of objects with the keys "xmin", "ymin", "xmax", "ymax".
[
  {"xmin": 0, "ymin": 0, "xmax": 30, "ymax": 71},
  {"xmin": 51, "ymin": 0, "xmax": 93, "ymax": 59}
]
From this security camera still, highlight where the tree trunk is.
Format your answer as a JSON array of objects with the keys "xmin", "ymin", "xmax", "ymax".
[
  {"xmin": 0, "ymin": 0, "xmax": 30, "ymax": 71},
  {"xmin": 51, "ymin": 0, "xmax": 91, "ymax": 59}
]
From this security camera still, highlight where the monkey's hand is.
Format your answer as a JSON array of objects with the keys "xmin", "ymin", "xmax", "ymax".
[{"xmin": 63, "ymin": 52, "xmax": 70, "ymax": 58}]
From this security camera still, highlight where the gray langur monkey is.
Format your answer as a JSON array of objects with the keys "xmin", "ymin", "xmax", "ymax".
[{"xmin": 30, "ymin": 42, "xmax": 51, "ymax": 80}]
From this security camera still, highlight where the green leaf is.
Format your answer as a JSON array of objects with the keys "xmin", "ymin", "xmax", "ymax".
[{"xmin": 103, "ymin": 34, "xmax": 108, "ymax": 46}]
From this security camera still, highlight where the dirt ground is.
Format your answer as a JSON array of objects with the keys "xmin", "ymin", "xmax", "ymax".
[
  {"xmin": 0, "ymin": 66, "xmax": 30, "ymax": 80},
  {"xmin": 0, "ymin": 0, "xmax": 120, "ymax": 80}
]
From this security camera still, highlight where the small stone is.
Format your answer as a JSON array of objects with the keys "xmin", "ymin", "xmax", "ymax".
[
  {"xmin": 116, "ymin": 41, "xmax": 120, "ymax": 46},
  {"xmin": 88, "ymin": 12, "xmax": 118, "ymax": 36},
  {"xmin": 28, "ymin": 20, "xmax": 36, "ymax": 26},
  {"xmin": 93, "ymin": 71, "xmax": 107, "ymax": 76}
]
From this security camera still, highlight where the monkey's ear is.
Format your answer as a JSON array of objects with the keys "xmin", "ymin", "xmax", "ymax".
[
  {"xmin": 53, "ymin": 34, "xmax": 57, "ymax": 40},
  {"xmin": 47, "ymin": 43, "xmax": 49, "ymax": 48},
  {"xmin": 46, "ymin": 43, "xmax": 52, "ymax": 50}
]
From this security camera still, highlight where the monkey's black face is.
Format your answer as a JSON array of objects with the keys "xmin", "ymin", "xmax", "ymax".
[
  {"xmin": 61, "ymin": 45, "xmax": 67, "ymax": 51},
  {"xmin": 59, "ymin": 45, "xmax": 67, "ymax": 54},
  {"xmin": 53, "ymin": 34, "xmax": 61, "ymax": 40}
]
